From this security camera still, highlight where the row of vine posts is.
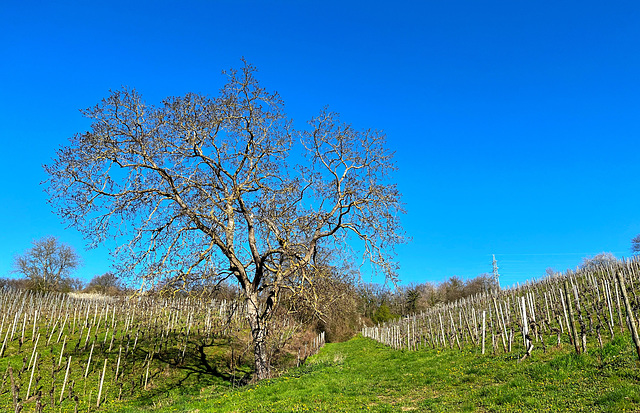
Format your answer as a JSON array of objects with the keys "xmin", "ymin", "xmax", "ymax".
[
  {"xmin": 0, "ymin": 290, "xmax": 322, "ymax": 412},
  {"xmin": 362, "ymin": 257, "xmax": 640, "ymax": 363}
]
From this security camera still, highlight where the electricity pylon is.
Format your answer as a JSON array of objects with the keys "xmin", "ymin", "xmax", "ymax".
[{"xmin": 492, "ymin": 254, "xmax": 501, "ymax": 290}]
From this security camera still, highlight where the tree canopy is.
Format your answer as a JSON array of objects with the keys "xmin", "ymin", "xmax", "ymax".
[
  {"xmin": 12, "ymin": 236, "xmax": 81, "ymax": 292},
  {"xmin": 84, "ymin": 272, "xmax": 123, "ymax": 295},
  {"xmin": 632, "ymin": 234, "xmax": 640, "ymax": 255},
  {"xmin": 579, "ymin": 252, "xmax": 618, "ymax": 271},
  {"xmin": 44, "ymin": 61, "xmax": 406, "ymax": 379}
]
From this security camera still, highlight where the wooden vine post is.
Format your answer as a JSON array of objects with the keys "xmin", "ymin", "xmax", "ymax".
[
  {"xmin": 563, "ymin": 280, "xmax": 581, "ymax": 354},
  {"xmin": 481, "ymin": 311, "xmax": 486, "ymax": 355},
  {"xmin": 615, "ymin": 270, "xmax": 640, "ymax": 361}
]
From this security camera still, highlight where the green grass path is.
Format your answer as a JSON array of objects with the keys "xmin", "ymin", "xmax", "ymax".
[{"xmin": 116, "ymin": 335, "xmax": 640, "ymax": 412}]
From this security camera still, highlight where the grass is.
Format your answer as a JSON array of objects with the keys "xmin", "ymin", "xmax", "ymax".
[
  {"xmin": 116, "ymin": 334, "xmax": 640, "ymax": 413},
  {"xmin": 2, "ymin": 293, "xmax": 639, "ymax": 413},
  {"xmin": 0, "ymin": 331, "xmax": 247, "ymax": 413},
  {"xmin": 0, "ymin": 310, "xmax": 255, "ymax": 413}
]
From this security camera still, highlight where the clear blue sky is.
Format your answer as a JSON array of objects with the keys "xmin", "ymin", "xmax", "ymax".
[{"xmin": 1, "ymin": 0, "xmax": 639, "ymax": 288}]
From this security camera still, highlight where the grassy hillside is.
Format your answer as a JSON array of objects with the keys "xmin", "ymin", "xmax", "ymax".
[
  {"xmin": 115, "ymin": 335, "xmax": 640, "ymax": 412},
  {"xmin": 0, "ymin": 290, "xmax": 328, "ymax": 413}
]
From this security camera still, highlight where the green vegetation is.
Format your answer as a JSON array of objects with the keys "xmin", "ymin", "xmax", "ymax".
[
  {"xmin": 0, "ymin": 331, "xmax": 241, "ymax": 412},
  {"xmin": 117, "ymin": 335, "xmax": 640, "ymax": 412},
  {"xmin": 371, "ymin": 304, "xmax": 398, "ymax": 325},
  {"xmin": 0, "ymin": 290, "xmax": 322, "ymax": 413},
  {"xmin": 3, "ymin": 259, "xmax": 640, "ymax": 412}
]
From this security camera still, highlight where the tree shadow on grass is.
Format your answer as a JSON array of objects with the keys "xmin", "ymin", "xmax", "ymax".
[{"xmin": 126, "ymin": 336, "xmax": 252, "ymax": 406}]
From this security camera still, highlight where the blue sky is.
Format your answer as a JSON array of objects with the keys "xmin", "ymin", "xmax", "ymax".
[{"xmin": 1, "ymin": 1, "xmax": 639, "ymax": 288}]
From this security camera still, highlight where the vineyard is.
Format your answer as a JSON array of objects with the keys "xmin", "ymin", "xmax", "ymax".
[
  {"xmin": 0, "ymin": 291, "xmax": 324, "ymax": 412},
  {"xmin": 3, "ymin": 258, "xmax": 640, "ymax": 412},
  {"xmin": 363, "ymin": 257, "xmax": 640, "ymax": 362}
]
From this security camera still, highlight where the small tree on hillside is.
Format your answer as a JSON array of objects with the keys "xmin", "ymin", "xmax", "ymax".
[
  {"xmin": 632, "ymin": 234, "xmax": 640, "ymax": 255},
  {"xmin": 64, "ymin": 277, "xmax": 85, "ymax": 292},
  {"xmin": 44, "ymin": 61, "xmax": 406, "ymax": 379},
  {"xmin": 357, "ymin": 282, "xmax": 390, "ymax": 320},
  {"xmin": 85, "ymin": 272, "xmax": 122, "ymax": 295},
  {"xmin": 463, "ymin": 273, "xmax": 498, "ymax": 296},
  {"xmin": 579, "ymin": 252, "xmax": 618, "ymax": 272},
  {"xmin": 405, "ymin": 286, "xmax": 420, "ymax": 314},
  {"xmin": 372, "ymin": 303, "xmax": 396, "ymax": 324},
  {"xmin": 443, "ymin": 276, "xmax": 465, "ymax": 303},
  {"xmin": 13, "ymin": 236, "xmax": 81, "ymax": 292}
]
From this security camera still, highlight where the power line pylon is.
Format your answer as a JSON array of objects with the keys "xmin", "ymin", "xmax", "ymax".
[{"xmin": 492, "ymin": 254, "xmax": 501, "ymax": 290}]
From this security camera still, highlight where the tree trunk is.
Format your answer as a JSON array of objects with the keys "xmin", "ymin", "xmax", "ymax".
[{"xmin": 245, "ymin": 291, "xmax": 271, "ymax": 380}]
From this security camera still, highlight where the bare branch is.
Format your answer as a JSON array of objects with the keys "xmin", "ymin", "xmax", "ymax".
[{"xmin": 44, "ymin": 61, "xmax": 406, "ymax": 379}]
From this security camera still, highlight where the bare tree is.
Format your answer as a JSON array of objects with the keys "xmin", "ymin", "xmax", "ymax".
[
  {"xmin": 357, "ymin": 282, "xmax": 389, "ymax": 320},
  {"xmin": 579, "ymin": 252, "xmax": 618, "ymax": 271},
  {"xmin": 463, "ymin": 273, "xmax": 497, "ymax": 296},
  {"xmin": 85, "ymin": 272, "xmax": 122, "ymax": 295},
  {"xmin": 44, "ymin": 61, "xmax": 406, "ymax": 379},
  {"xmin": 443, "ymin": 275, "xmax": 465, "ymax": 302},
  {"xmin": 632, "ymin": 234, "xmax": 640, "ymax": 255},
  {"xmin": 287, "ymin": 263, "xmax": 361, "ymax": 342},
  {"xmin": 13, "ymin": 236, "xmax": 81, "ymax": 292}
]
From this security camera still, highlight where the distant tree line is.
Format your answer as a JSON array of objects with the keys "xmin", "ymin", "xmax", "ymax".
[{"xmin": 357, "ymin": 273, "xmax": 499, "ymax": 324}]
